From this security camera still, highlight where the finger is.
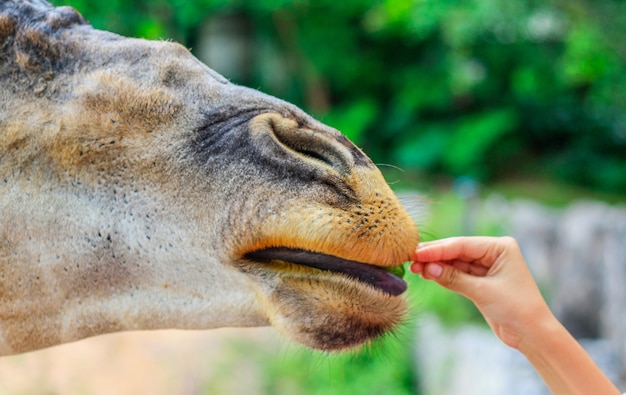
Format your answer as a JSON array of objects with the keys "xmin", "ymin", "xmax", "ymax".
[
  {"xmin": 451, "ymin": 260, "xmax": 490, "ymax": 277},
  {"xmin": 415, "ymin": 238, "xmax": 459, "ymax": 251},
  {"xmin": 411, "ymin": 259, "xmax": 488, "ymax": 277},
  {"xmin": 422, "ymin": 263, "xmax": 477, "ymax": 297},
  {"xmin": 409, "ymin": 261, "xmax": 424, "ymax": 274},
  {"xmin": 415, "ymin": 236, "xmax": 505, "ymax": 267},
  {"xmin": 416, "ymin": 239, "xmax": 451, "ymax": 247},
  {"xmin": 412, "ymin": 238, "xmax": 463, "ymax": 262}
]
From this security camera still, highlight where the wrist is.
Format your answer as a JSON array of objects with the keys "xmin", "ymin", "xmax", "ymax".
[
  {"xmin": 507, "ymin": 300, "xmax": 559, "ymax": 353},
  {"xmin": 516, "ymin": 310, "xmax": 563, "ymax": 356}
]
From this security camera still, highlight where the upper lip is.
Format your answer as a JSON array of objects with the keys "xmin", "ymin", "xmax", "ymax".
[{"xmin": 244, "ymin": 247, "xmax": 407, "ymax": 296}]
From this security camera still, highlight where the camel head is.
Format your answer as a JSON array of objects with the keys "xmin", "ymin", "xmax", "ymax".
[{"xmin": 0, "ymin": 0, "xmax": 419, "ymax": 355}]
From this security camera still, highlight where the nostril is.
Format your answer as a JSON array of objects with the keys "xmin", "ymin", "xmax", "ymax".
[
  {"xmin": 253, "ymin": 113, "xmax": 353, "ymax": 175},
  {"xmin": 292, "ymin": 146, "xmax": 336, "ymax": 169}
]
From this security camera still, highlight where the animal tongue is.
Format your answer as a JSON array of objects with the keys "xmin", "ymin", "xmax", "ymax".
[{"xmin": 245, "ymin": 247, "xmax": 407, "ymax": 296}]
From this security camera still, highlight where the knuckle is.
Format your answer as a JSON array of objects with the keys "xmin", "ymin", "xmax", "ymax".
[
  {"xmin": 500, "ymin": 236, "xmax": 519, "ymax": 249},
  {"xmin": 443, "ymin": 266, "xmax": 458, "ymax": 288}
]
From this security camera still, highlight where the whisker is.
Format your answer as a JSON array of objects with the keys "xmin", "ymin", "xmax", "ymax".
[
  {"xmin": 375, "ymin": 163, "xmax": 405, "ymax": 172},
  {"xmin": 396, "ymin": 191, "xmax": 431, "ymax": 226},
  {"xmin": 375, "ymin": 163, "xmax": 406, "ymax": 185}
]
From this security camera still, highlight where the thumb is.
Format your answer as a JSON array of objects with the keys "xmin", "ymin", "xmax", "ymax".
[{"xmin": 423, "ymin": 263, "xmax": 476, "ymax": 298}]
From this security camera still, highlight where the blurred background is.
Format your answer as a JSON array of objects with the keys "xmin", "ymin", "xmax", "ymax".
[{"xmin": 3, "ymin": 0, "xmax": 624, "ymax": 394}]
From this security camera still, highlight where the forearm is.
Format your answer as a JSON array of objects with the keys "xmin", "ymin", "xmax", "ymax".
[{"xmin": 519, "ymin": 315, "xmax": 620, "ymax": 395}]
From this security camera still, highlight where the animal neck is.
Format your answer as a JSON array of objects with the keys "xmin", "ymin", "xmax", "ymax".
[{"xmin": 0, "ymin": 179, "xmax": 267, "ymax": 355}]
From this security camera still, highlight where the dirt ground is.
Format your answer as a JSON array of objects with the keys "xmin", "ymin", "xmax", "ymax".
[{"xmin": 0, "ymin": 327, "xmax": 280, "ymax": 395}]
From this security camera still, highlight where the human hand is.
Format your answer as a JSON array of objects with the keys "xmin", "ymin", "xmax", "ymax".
[
  {"xmin": 411, "ymin": 236, "xmax": 622, "ymax": 395},
  {"xmin": 410, "ymin": 236, "xmax": 552, "ymax": 349}
]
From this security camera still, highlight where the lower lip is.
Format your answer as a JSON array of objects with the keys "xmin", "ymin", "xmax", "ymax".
[{"xmin": 245, "ymin": 248, "xmax": 408, "ymax": 296}]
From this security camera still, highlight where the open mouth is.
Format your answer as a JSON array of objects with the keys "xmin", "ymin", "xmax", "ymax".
[{"xmin": 244, "ymin": 247, "xmax": 407, "ymax": 296}]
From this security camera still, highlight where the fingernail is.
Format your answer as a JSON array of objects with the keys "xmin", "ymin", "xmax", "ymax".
[{"xmin": 426, "ymin": 264, "xmax": 443, "ymax": 278}]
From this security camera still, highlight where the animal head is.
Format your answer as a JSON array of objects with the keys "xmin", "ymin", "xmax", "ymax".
[{"xmin": 0, "ymin": 0, "xmax": 419, "ymax": 354}]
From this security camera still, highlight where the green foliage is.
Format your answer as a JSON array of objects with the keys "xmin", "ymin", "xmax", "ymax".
[
  {"xmin": 321, "ymin": 98, "xmax": 379, "ymax": 143},
  {"xmin": 444, "ymin": 109, "xmax": 517, "ymax": 176}
]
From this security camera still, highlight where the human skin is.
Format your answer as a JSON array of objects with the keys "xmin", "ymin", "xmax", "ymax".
[{"xmin": 411, "ymin": 236, "xmax": 621, "ymax": 395}]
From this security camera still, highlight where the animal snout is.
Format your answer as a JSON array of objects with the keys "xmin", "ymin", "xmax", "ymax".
[{"xmin": 249, "ymin": 113, "xmax": 353, "ymax": 176}]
